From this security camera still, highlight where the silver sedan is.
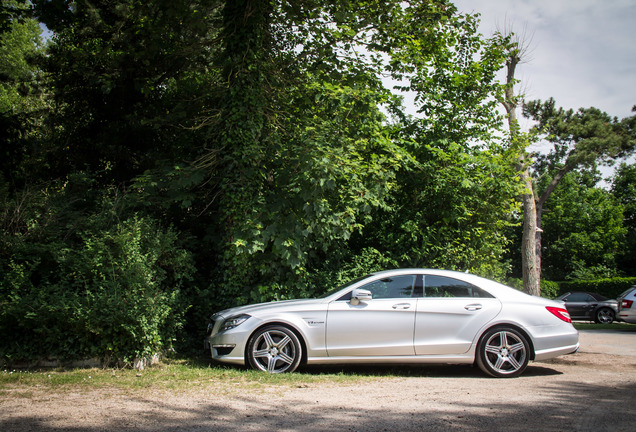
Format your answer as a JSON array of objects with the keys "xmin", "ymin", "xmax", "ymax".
[{"xmin": 205, "ymin": 269, "xmax": 579, "ymax": 377}]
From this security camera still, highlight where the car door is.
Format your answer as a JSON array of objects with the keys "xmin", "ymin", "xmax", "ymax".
[
  {"xmin": 325, "ymin": 274, "xmax": 419, "ymax": 357},
  {"xmin": 562, "ymin": 293, "xmax": 595, "ymax": 319},
  {"xmin": 414, "ymin": 275, "xmax": 502, "ymax": 355}
]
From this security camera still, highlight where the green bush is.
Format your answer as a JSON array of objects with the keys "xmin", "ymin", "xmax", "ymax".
[
  {"xmin": 504, "ymin": 278, "xmax": 522, "ymax": 290},
  {"xmin": 558, "ymin": 277, "xmax": 636, "ymax": 299},
  {"xmin": 540, "ymin": 280, "xmax": 560, "ymax": 299},
  {"xmin": 0, "ymin": 213, "xmax": 195, "ymax": 366},
  {"xmin": 504, "ymin": 278, "xmax": 560, "ymax": 299}
]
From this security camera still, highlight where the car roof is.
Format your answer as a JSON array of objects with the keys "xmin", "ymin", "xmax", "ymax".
[
  {"xmin": 364, "ymin": 269, "xmax": 530, "ymax": 301},
  {"xmin": 563, "ymin": 291, "xmax": 608, "ymax": 301}
]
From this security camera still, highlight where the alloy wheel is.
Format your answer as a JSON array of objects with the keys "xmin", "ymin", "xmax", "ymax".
[
  {"xmin": 248, "ymin": 326, "xmax": 301, "ymax": 373},
  {"xmin": 481, "ymin": 330, "xmax": 528, "ymax": 376},
  {"xmin": 596, "ymin": 308, "xmax": 615, "ymax": 324}
]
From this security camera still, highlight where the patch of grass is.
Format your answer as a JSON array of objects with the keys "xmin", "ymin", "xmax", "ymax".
[
  {"xmin": 573, "ymin": 322, "xmax": 636, "ymax": 331},
  {"xmin": 0, "ymin": 358, "xmax": 371, "ymax": 393}
]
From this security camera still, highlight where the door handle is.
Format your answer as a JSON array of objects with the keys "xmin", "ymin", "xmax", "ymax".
[
  {"xmin": 464, "ymin": 304, "xmax": 483, "ymax": 311},
  {"xmin": 392, "ymin": 303, "xmax": 411, "ymax": 310}
]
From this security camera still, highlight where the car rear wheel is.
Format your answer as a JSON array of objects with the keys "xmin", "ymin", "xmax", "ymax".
[
  {"xmin": 476, "ymin": 327, "xmax": 530, "ymax": 378},
  {"xmin": 595, "ymin": 307, "xmax": 615, "ymax": 324},
  {"xmin": 246, "ymin": 325, "xmax": 302, "ymax": 373}
]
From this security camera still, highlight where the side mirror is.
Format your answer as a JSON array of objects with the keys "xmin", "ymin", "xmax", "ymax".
[{"xmin": 350, "ymin": 289, "xmax": 372, "ymax": 305}]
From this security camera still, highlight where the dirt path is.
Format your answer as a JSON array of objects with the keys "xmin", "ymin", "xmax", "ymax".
[{"xmin": 2, "ymin": 331, "xmax": 636, "ymax": 431}]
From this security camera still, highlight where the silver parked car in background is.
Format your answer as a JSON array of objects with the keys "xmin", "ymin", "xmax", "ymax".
[
  {"xmin": 617, "ymin": 286, "xmax": 636, "ymax": 323},
  {"xmin": 205, "ymin": 269, "xmax": 579, "ymax": 378}
]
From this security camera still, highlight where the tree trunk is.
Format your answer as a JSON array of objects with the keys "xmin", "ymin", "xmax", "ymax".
[
  {"xmin": 500, "ymin": 42, "xmax": 540, "ymax": 295},
  {"xmin": 522, "ymin": 182, "xmax": 540, "ymax": 296},
  {"xmin": 534, "ymin": 165, "xmax": 571, "ymax": 287},
  {"xmin": 535, "ymin": 200, "xmax": 543, "ymax": 291}
]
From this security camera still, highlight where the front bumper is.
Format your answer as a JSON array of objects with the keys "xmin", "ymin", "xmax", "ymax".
[{"xmin": 205, "ymin": 315, "xmax": 261, "ymax": 365}]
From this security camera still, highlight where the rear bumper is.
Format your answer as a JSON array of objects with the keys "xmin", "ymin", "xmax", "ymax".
[
  {"xmin": 534, "ymin": 342, "xmax": 580, "ymax": 361},
  {"xmin": 618, "ymin": 311, "xmax": 636, "ymax": 323}
]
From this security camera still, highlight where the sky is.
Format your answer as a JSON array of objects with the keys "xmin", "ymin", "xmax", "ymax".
[{"xmin": 453, "ymin": 0, "xmax": 636, "ymax": 121}]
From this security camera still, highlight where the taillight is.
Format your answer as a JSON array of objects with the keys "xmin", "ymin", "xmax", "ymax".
[
  {"xmin": 546, "ymin": 306, "xmax": 572, "ymax": 323},
  {"xmin": 621, "ymin": 300, "xmax": 633, "ymax": 309}
]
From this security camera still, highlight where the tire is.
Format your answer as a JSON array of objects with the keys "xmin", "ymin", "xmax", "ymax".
[
  {"xmin": 246, "ymin": 325, "xmax": 302, "ymax": 373},
  {"xmin": 594, "ymin": 308, "xmax": 615, "ymax": 324},
  {"xmin": 476, "ymin": 327, "xmax": 530, "ymax": 378}
]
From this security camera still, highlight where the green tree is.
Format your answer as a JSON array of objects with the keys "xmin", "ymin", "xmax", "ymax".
[
  {"xmin": 209, "ymin": 0, "xmax": 412, "ymax": 303},
  {"xmin": 523, "ymin": 99, "xmax": 636, "ymax": 286},
  {"xmin": 495, "ymin": 25, "xmax": 635, "ymax": 294},
  {"xmin": 612, "ymin": 162, "xmax": 636, "ymax": 274},
  {"xmin": 0, "ymin": 0, "xmax": 47, "ymax": 188},
  {"xmin": 1, "ymin": 1, "xmax": 215, "ymax": 363},
  {"xmin": 496, "ymin": 29, "xmax": 542, "ymax": 295},
  {"xmin": 207, "ymin": 0, "xmax": 524, "ymax": 304},
  {"xmin": 361, "ymin": 9, "xmax": 521, "ymax": 280},
  {"xmin": 539, "ymin": 171, "xmax": 626, "ymax": 280},
  {"xmin": 32, "ymin": 0, "xmax": 221, "ymax": 183}
]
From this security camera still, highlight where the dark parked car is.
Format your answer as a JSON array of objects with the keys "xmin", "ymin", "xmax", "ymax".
[{"xmin": 556, "ymin": 292, "xmax": 618, "ymax": 324}]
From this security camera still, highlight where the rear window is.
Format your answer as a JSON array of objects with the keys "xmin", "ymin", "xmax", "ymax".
[{"xmin": 424, "ymin": 275, "xmax": 494, "ymax": 298}]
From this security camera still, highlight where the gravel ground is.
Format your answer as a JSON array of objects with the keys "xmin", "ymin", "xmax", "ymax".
[{"xmin": 1, "ymin": 330, "xmax": 635, "ymax": 432}]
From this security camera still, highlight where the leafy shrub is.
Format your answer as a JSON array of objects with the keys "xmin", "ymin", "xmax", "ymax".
[
  {"xmin": 506, "ymin": 278, "xmax": 523, "ymax": 290},
  {"xmin": 0, "ymin": 180, "xmax": 196, "ymax": 366},
  {"xmin": 539, "ymin": 280, "xmax": 560, "ymax": 299},
  {"xmin": 504, "ymin": 278, "xmax": 560, "ymax": 298},
  {"xmin": 327, "ymin": 247, "xmax": 400, "ymax": 289}
]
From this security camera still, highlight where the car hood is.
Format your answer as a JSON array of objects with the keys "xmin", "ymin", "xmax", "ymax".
[{"xmin": 213, "ymin": 298, "xmax": 323, "ymax": 319}]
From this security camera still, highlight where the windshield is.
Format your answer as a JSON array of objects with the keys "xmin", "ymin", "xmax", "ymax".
[{"xmin": 318, "ymin": 274, "xmax": 371, "ymax": 298}]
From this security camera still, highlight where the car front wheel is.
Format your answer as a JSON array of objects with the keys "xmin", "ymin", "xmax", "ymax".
[
  {"xmin": 476, "ymin": 327, "xmax": 530, "ymax": 378},
  {"xmin": 595, "ymin": 307, "xmax": 615, "ymax": 324},
  {"xmin": 246, "ymin": 325, "xmax": 302, "ymax": 373}
]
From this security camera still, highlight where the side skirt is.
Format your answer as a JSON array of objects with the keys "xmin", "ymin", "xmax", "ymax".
[{"xmin": 306, "ymin": 354, "xmax": 475, "ymax": 365}]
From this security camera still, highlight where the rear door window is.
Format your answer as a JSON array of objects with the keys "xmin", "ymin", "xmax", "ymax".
[{"xmin": 424, "ymin": 275, "xmax": 494, "ymax": 298}]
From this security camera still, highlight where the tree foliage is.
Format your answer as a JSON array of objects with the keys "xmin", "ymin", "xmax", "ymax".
[
  {"xmin": 509, "ymin": 98, "xmax": 636, "ymax": 289},
  {"xmin": 612, "ymin": 162, "xmax": 636, "ymax": 273},
  {"xmin": 0, "ymin": 173, "xmax": 195, "ymax": 364},
  {"xmin": 0, "ymin": 0, "xmax": 47, "ymax": 188},
  {"xmin": 206, "ymin": 0, "xmax": 519, "ymax": 303},
  {"xmin": 32, "ymin": 0, "xmax": 221, "ymax": 182},
  {"xmin": 525, "ymin": 99, "xmax": 635, "ymax": 175},
  {"xmin": 539, "ymin": 171, "xmax": 626, "ymax": 280}
]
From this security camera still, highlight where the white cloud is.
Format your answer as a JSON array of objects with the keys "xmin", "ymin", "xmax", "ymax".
[{"xmin": 454, "ymin": 0, "xmax": 636, "ymax": 118}]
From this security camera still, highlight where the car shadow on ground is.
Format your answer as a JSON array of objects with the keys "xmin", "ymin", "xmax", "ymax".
[
  {"xmin": 298, "ymin": 362, "xmax": 562, "ymax": 378},
  {"xmin": 204, "ymin": 356, "xmax": 564, "ymax": 378}
]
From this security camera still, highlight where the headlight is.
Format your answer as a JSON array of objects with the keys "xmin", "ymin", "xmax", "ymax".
[{"xmin": 221, "ymin": 314, "xmax": 251, "ymax": 331}]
